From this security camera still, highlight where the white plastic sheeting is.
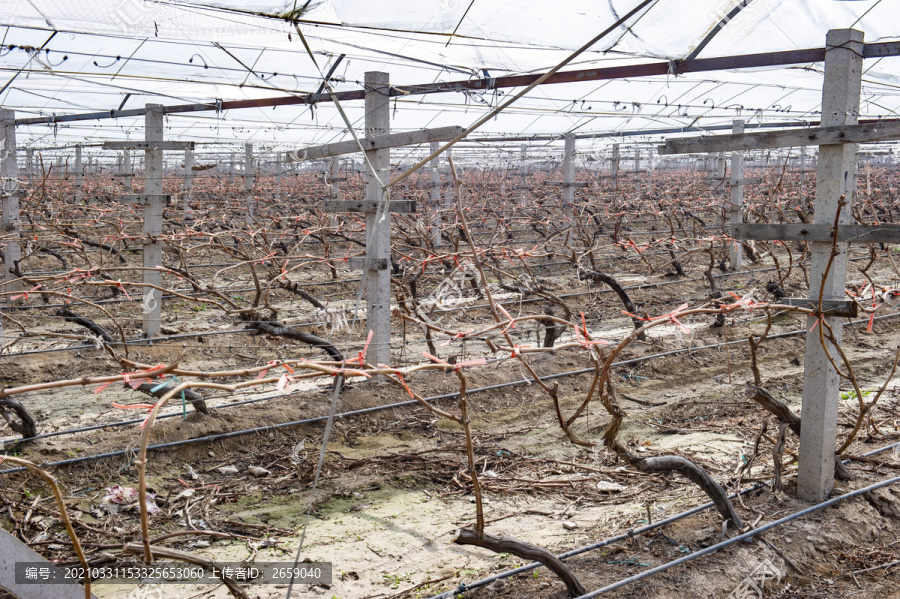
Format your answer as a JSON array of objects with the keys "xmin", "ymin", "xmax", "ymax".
[{"xmin": 0, "ymin": 0, "xmax": 899, "ymax": 150}]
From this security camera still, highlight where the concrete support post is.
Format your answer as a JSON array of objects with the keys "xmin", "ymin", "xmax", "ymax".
[
  {"xmin": 25, "ymin": 148, "xmax": 33, "ymax": 186},
  {"xmin": 429, "ymin": 141, "xmax": 442, "ymax": 245},
  {"xmin": 798, "ymin": 29, "xmax": 863, "ymax": 502},
  {"xmin": 364, "ymin": 71, "xmax": 392, "ymax": 368},
  {"xmin": 635, "ymin": 149, "xmax": 642, "ymax": 197},
  {"xmin": 184, "ymin": 148, "xmax": 194, "ymax": 191},
  {"xmin": 800, "ymin": 147, "xmax": 807, "ymax": 207},
  {"xmin": 275, "ymin": 152, "xmax": 283, "ymax": 200},
  {"xmin": 562, "ymin": 133, "xmax": 575, "ymax": 223},
  {"xmin": 328, "ymin": 158, "xmax": 340, "ymax": 227},
  {"xmin": 715, "ymin": 152, "xmax": 726, "ymax": 227},
  {"xmin": 142, "ymin": 104, "xmax": 165, "ymax": 338},
  {"xmin": 612, "ymin": 143, "xmax": 620, "ymax": 179},
  {"xmin": 74, "ymin": 145, "xmax": 83, "ymax": 203},
  {"xmin": 443, "ymin": 147, "xmax": 454, "ymax": 210},
  {"xmin": 123, "ymin": 149, "xmax": 133, "ymax": 189},
  {"xmin": 244, "ymin": 143, "xmax": 255, "ymax": 190},
  {"xmin": 1, "ymin": 109, "xmax": 21, "ymax": 304},
  {"xmin": 728, "ymin": 119, "xmax": 745, "ymax": 271},
  {"xmin": 519, "ymin": 145, "xmax": 528, "ymax": 206}
]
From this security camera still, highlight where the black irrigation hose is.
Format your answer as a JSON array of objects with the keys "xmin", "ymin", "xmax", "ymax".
[
  {"xmin": 1, "ymin": 309, "xmax": 897, "ymax": 474},
  {"xmin": 430, "ymin": 438, "xmax": 900, "ymax": 599},
  {"xmin": 575, "ymin": 471, "xmax": 900, "ymax": 598}
]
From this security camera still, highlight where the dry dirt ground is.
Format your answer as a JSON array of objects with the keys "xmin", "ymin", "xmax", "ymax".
[{"xmin": 2, "ymin": 268, "xmax": 900, "ymax": 599}]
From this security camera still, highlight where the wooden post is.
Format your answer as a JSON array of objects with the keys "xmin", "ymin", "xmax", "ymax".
[
  {"xmin": 798, "ymin": 29, "xmax": 863, "ymax": 502},
  {"xmin": 74, "ymin": 145, "xmax": 83, "ymax": 203},
  {"xmin": 184, "ymin": 148, "xmax": 194, "ymax": 191},
  {"xmin": 142, "ymin": 104, "xmax": 164, "ymax": 338},
  {"xmin": 562, "ymin": 133, "xmax": 575, "ymax": 223},
  {"xmin": 429, "ymin": 141, "xmax": 442, "ymax": 245},
  {"xmin": 364, "ymin": 71, "xmax": 392, "ymax": 367},
  {"xmin": 728, "ymin": 119, "xmax": 745, "ymax": 270},
  {"xmin": 1, "ymin": 109, "xmax": 21, "ymax": 303}
]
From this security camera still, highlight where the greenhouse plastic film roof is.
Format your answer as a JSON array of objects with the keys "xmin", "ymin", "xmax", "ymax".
[{"xmin": 2, "ymin": 0, "xmax": 900, "ymax": 151}]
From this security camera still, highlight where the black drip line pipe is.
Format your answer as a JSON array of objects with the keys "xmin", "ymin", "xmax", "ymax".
[
  {"xmin": 1, "ymin": 308, "xmax": 897, "ymax": 474},
  {"xmin": 429, "ymin": 438, "xmax": 900, "ymax": 599}
]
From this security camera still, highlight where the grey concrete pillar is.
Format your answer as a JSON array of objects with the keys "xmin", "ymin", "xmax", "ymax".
[{"xmin": 798, "ymin": 28, "xmax": 863, "ymax": 502}]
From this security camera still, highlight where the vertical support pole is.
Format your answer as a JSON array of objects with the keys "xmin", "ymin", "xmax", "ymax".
[
  {"xmin": 728, "ymin": 119, "xmax": 745, "ymax": 271},
  {"xmin": 244, "ymin": 143, "xmax": 255, "ymax": 190},
  {"xmin": 428, "ymin": 141, "xmax": 443, "ymax": 245},
  {"xmin": 611, "ymin": 143, "xmax": 620, "ymax": 179},
  {"xmin": 25, "ymin": 148, "xmax": 33, "ymax": 187},
  {"xmin": 715, "ymin": 152, "xmax": 726, "ymax": 227},
  {"xmin": 519, "ymin": 145, "xmax": 528, "ymax": 206},
  {"xmin": 124, "ymin": 149, "xmax": 133, "ymax": 189},
  {"xmin": 1, "ymin": 109, "xmax": 21, "ymax": 304},
  {"xmin": 245, "ymin": 145, "xmax": 256, "ymax": 225},
  {"xmin": 798, "ymin": 28, "xmax": 863, "ymax": 502},
  {"xmin": 364, "ymin": 71, "xmax": 392, "ymax": 368},
  {"xmin": 275, "ymin": 152, "xmax": 283, "ymax": 200},
  {"xmin": 227, "ymin": 156, "xmax": 234, "ymax": 184},
  {"xmin": 184, "ymin": 148, "xmax": 194, "ymax": 191},
  {"xmin": 800, "ymin": 147, "xmax": 807, "ymax": 207},
  {"xmin": 74, "ymin": 145, "xmax": 83, "ymax": 203},
  {"xmin": 866, "ymin": 161, "xmax": 871, "ymax": 197},
  {"xmin": 328, "ymin": 158, "xmax": 340, "ymax": 227},
  {"xmin": 443, "ymin": 147, "xmax": 454, "ymax": 210},
  {"xmin": 142, "ymin": 104, "xmax": 164, "ymax": 338},
  {"xmin": 634, "ymin": 149, "xmax": 642, "ymax": 197},
  {"xmin": 562, "ymin": 133, "xmax": 575, "ymax": 224}
]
